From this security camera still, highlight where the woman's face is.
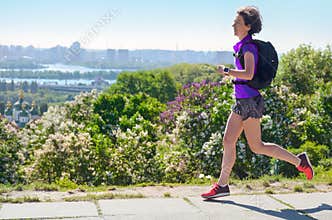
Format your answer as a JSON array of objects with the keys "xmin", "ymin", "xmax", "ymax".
[{"xmin": 232, "ymin": 15, "xmax": 250, "ymax": 38}]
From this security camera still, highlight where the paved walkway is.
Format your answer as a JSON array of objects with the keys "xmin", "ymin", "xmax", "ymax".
[{"xmin": 0, "ymin": 192, "xmax": 331, "ymax": 219}]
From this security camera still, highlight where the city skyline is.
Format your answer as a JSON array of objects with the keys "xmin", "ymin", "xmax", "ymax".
[{"xmin": 1, "ymin": 0, "xmax": 331, "ymax": 53}]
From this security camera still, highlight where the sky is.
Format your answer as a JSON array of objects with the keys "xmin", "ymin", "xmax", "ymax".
[{"xmin": 1, "ymin": 0, "xmax": 331, "ymax": 52}]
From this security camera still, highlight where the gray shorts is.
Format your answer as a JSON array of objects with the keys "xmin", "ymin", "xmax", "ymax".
[{"xmin": 232, "ymin": 95, "xmax": 264, "ymax": 121}]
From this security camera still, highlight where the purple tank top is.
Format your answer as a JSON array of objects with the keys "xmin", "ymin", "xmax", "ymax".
[{"xmin": 233, "ymin": 35, "xmax": 260, "ymax": 99}]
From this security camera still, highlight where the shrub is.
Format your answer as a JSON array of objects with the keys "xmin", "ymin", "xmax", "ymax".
[
  {"xmin": 19, "ymin": 91, "xmax": 114, "ymax": 185},
  {"xmin": 108, "ymin": 70, "xmax": 177, "ymax": 103},
  {"xmin": 276, "ymin": 141, "xmax": 329, "ymax": 177},
  {"xmin": 0, "ymin": 119, "xmax": 24, "ymax": 184}
]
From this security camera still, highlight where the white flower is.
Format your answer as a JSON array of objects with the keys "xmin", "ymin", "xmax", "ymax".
[
  {"xmin": 199, "ymin": 174, "xmax": 205, "ymax": 178},
  {"xmin": 200, "ymin": 112, "xmax": 208, "ymax": 120},
  {"xmin": 262, "ymin": 115, "xmax": 273, "ymax": 129},
  {"xmin": 134, "ymin": 124, "xmax": 141, "ymax": 130}
]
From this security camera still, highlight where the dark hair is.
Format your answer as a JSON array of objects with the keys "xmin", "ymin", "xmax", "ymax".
[{"xmin": 237, "ymin": 6, "xmax": 262, "ymax": 35}]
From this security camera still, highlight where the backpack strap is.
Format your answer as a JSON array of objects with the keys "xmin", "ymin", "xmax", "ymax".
[{"xmin": 232, "ymin": 80, "xmax": 247, "ymax": 85}]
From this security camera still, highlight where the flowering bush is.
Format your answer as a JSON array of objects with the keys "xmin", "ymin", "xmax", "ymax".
[
  {"xmin": 0, "ymin": 119, "xmax": 24, "ymax": 184},
  {"xmin": 19, "ymin": 90, "xmax": 114, "ymax": 185},
  {"xmin": 109, "ymin": 117, "xmax": 163, "ymax": 185},
  {"xmin": 108, "ymin": 70, "xmax": 178, "ymax": 103},
  {"xmin": 261, "ymin": 86, "xmax": 299, "ymax": 147},
  {"xmin": 160, "ymin": 80, "xmax": 234, "ymax": 178},
  {"xmin": 276, "ymin": 141, "xmax": 330, "ymax": 177},
  {"xmin": 8, "ymin": 45, "xmax": 332, "ymax": 185},
  {"xmin": 262, "ymin": 82, "xmax": 332, "ymax": 149},
  {"xmin": 93, "ymin": 92, "xmax": 166, "ymax": 184},
  {"xmin": 94, "ymin": 92, "xmax": 165, "ymax": 135},
  {"xmin": 18, "ymin": 90, "xmax": 168, "ymax": 185}
]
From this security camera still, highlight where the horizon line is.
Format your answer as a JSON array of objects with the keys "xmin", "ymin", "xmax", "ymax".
[{"xmin": 0, "ymin": 43, "xmax": 236, "ymax": 53}]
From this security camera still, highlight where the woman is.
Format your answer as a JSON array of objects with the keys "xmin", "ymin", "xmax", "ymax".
[{"xmin": 201, "ymin": 6, "xmax": 313, "ymax": 199}]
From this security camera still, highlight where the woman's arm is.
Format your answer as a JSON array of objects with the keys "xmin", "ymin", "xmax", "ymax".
[{"xmin": 218, "ymin": 51, "xmax": 255, "ymax": 80}]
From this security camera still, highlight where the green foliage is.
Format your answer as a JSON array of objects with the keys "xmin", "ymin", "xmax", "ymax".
[
  {"xmin": 108, "ymin": 121, "xmax": 163, "ymax": 184},
  {"xmin": 19, "ymin": 89, "xmax": 167, "ymax": 185},
  {"xmin": 19, "ymin": 91, "xmax": 114, "ymax": 185},
  {"xmin": 277, "ymin": 141, "xmax": 330, "ymax": 177},
  {"xmin": 94, "ymin": 92, "xmax": 166, "ymax": 185},
  {"xmin": 108, "ymin": 70, "xmax": 177, "ymax": 103},
  {"xmin": 293, "ymin": 141, "xmax": 329, "ymax": 166},
  {"xmin": 0, "ymin": 88, "xmax": 75, "ymax": 110},
  {"xmin": 0, "ymin": 119, "xmax": 24, "ymax": 184},
  {"xmin": 165, "ymin": 63, "xmax": 222, "ymax": 85},
  {"xmin": 293, "ymin": 185, "xmax": 304, "ymax": 192},
  {"xmin": 94, "ymin": 92, "xmax": 166, "ymax": 134},
  {"xmin": 159, "ymin": 80, "xmax": 235, "ymax": 179},
  {"xmin": 56, "ymin": 177, "xmax": 78, "ymax": 189},
  {"xmin": 262, "ymin": 87, "xmax": 301, "ymax": 147},
  {"xmin": 4, "ymin": 44, "xmax": 331, "ymax": 186},
  {"xmin": 275, "ymin": 44, "xmax": 332, "ymax": 95},
  {"xmin": 262, "ymin": 83, "xmax": 332, "ymax": 149}
]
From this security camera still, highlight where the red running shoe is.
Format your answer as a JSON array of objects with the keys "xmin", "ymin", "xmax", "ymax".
[
  {"xmin": 201, "ymin": 183, "xmax": 230, "ymax": 199},
  {"xmin": 297, "ymin": 152, "xmax": 314, "ymax": 180}
]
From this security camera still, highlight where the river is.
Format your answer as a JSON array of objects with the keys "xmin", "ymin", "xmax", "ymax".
[{"xmin": 0, "ymin": 63, "xmax": 132, "ymax": 85}]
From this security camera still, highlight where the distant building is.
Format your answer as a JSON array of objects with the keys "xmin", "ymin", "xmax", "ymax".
[
  {"xmin": 92, "ymin": 76, "xmax": 110, "ymax": 87},
  {"xmin": 214, "ymin": 51, "xmax": 234, "ymax": 65},
  {"xmin": 65, "ymin": 41, "xmax": 83, "ymax": 62},
  {"xmin": 3, "ymin": 90, "xmax": 40, "ymax": 128},
  {"xmin": 118, "ymin": 49, "xmax": 129, "ymax": 64},
  {"xmin": 4, "ymin": 102, "xmax": 13, "ymax": 122},
  {"xmin": 106, "ymin": 49, "xmax": 116, "ymax": 62}
]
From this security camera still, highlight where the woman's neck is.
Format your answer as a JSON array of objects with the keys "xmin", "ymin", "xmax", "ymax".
[{"xmin": 238, "ymin": 33, "xmax": 249, "ymax": 41}]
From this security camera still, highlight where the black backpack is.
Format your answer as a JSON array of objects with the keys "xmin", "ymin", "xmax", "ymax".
[{"xmin": 234, "ymin": 39, "xmax": 279, "ymax": 89}]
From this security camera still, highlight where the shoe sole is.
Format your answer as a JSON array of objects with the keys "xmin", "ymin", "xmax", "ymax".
[
  {"xmin": 301, "ymin": 152, "xmax": 315, "ymax": 180},
  {"xmin": 201, "ymin": 192, "xmax": 230, "ymax": 199}
]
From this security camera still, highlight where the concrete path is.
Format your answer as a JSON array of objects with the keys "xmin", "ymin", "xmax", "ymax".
[{"xmin": 0, "ymin": 192, "xmax": 331, "ymax": 219}]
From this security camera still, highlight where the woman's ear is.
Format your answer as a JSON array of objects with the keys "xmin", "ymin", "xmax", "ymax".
[{"xmin": 245, "ymin": 24, "xmax": 251, "ymax": 32}]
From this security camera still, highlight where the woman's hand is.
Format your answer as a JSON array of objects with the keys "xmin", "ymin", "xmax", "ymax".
[{"xmin": 217, "ymin": 65, "xmax": 229, "ymax": 76}]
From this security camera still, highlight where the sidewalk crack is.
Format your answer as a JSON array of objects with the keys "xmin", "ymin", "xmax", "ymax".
[
  {"xmin": 94, "ymin": 200, "xmax": 104, "ymax": 218},
  {"xmin": 268, "ymin": 195, "xmax": 317, "ymax": 220},
  {"xmin": 182, "ymin": 197, "xmax": 205, "ymax": 214}
]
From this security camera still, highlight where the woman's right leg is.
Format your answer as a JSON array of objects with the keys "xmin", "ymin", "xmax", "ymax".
[{"xmin": 218, "ymin": 112, "xmax": 244, "ymax": 186}]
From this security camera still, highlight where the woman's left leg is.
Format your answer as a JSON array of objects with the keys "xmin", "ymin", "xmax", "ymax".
[{"xmin": 242, "ymin": 117, "xmax": 300, "ymax": 167}]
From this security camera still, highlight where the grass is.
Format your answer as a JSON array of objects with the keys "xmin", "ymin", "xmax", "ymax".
[
  {"xmin": 0, "ymin": 185, "xmax": 12, "ymax": 194},
  {"xmin": 136, "ymin": 182, "xmax": 156, "ymax": 187},
  {"xmin": 183, "ymin": 197, "xmax": 196, "ymax": 207},
  {"xmin": 293, "ymin": 185, "xmax": 304, "ymax": 192},
  {"xmin": 0, "ymin": 196, "xmax": 40, "ymax": 203},
  {"xmin": 303, "ymin": 182, "xmax": 315, "ymax": 189},
  {"xmin": 0, "ymin": 175, "xmax": 326, "ymax": 194},
  {"xmin": 262, "ymin": 181, "xmax": 270, "ymax": 187},
  {"xmin": 0, "ymin": 170, "xmax": 331, "ymax": 203},
  {"xmin": 265, "ymin": 189, "xmax": 275, "ymax": 194},
  {"xmin": 245, "ymin": 184, "xmax": 253, "ymax": 190},
  {"xmin": 64, "ymin": 192, "xmax": 145, "ymax": 202},
  {"xmin": 31, "ymin": 182, "xmax": 60, "ymax": 191},
  {"xmin": 163, "ymin": 192, "xmax": 171, "ymax": 198}
]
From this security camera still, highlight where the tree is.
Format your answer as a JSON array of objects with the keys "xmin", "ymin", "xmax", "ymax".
[
  {"xmin": 0, "ymin": 80, "xmax": 7, "ymax": 92},
  {"xmin": 40, "ymin": 103, "xmax": 48, "ymax": 114},
  {"xmin": 165, "ymin": 63, "xmax": 222, "ymax": 85},
  {"xmin": 30, "ymin": 81, "xmax": 38, "ymax": 93},
  {"xmin": 0, "ymin": 119, "xmax": 23, "ymax": 184},
  {"xmin": 275, "ymin": 44, "xmax": 332, "ymax": 95},
  {"xmin": 108, "ymin": 70, "xmax": 177, "ymax": 103},
  {"xmin": 8, "ymin": 80, "xmax": 15, "ymax": 91},
  {"xmin": 0, "ymin": 102, "xmax": 5, "ymax": 114},
  {"xmin": 21, "ymin": 81, "xmax": 29, "ymax": 93}
]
